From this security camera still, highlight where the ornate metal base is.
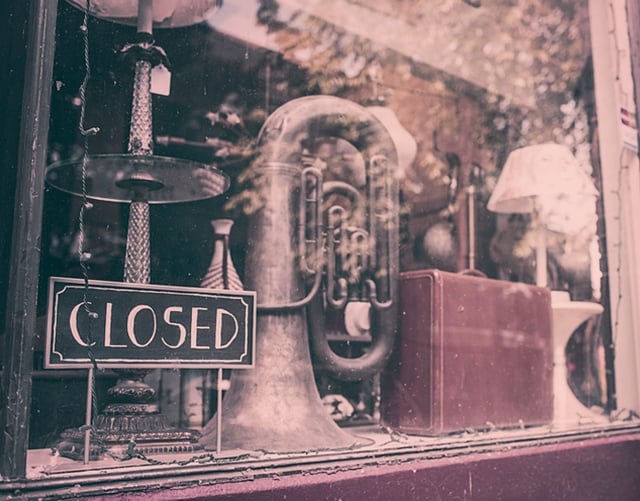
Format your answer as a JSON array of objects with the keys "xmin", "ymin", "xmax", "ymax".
[
  {"xmin": 54, "ymin": 371, "xmax": 201, "ymax": 461},
  {"xmin": 55, "ymin": 411, "xmax": 202, "ymax": 461},
  {"xmin": 55, "ymin": 427, "xmax": 201, "ymax": 462}
]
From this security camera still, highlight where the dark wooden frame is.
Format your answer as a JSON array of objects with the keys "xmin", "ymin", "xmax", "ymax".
[
  {"xmin": 0, "ymin": 0, "xmax": 58, "ymax": 480},
  {"xmin": 1, "ymin": 0, "xmax": 640, "ymax": 494}
]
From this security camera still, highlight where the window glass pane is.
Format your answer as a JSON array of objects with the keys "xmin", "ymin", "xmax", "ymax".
[{"xmin": 23, "ymin": 0, "xmax": 637, "ymax": 482}]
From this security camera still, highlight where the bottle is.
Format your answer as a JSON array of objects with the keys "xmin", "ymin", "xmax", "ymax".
[{"xmin": 201, "ymin": 218, "xmax": 243, "ymax": 291}]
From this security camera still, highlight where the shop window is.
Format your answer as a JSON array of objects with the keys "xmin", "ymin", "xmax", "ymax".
[{"xmin": 1, "ymin": 0, "xmax": 640, "ymax": 492}]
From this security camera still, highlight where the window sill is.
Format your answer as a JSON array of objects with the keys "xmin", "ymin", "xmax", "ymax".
[{"xmin": 2, "ymin": 421, "xmax": 639, "ymax": 499}]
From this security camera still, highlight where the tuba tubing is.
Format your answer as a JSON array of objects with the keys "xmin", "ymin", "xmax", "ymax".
[
  {"xmin": 309, "ymin": 176, "xmax": 399, "ymax": 380},
  {"xmin": 251, "ymin": 95, "xmax": 400, "ymax": 381}
]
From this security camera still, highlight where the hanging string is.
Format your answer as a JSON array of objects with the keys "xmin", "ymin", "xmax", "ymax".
[
  {"xmin": 76, "ymin": 0, "xmax": 101, "ymax": 431},
  {"xmin": 264, "ymin": 57, "xmax": 271, "ymax": 115}
]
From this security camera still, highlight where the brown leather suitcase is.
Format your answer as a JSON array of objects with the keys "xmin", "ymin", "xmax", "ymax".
[{"xmin": 381, "ymin": 269, "xmax": 553, "ymax": 435}]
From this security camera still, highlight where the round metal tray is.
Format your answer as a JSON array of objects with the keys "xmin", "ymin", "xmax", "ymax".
[{"xmin": 46, "ymin": 154, "xmax": 230, "ymax": 204}]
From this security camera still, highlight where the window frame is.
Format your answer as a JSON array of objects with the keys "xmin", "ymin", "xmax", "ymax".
[
  {"xmin": 0, "ymin": 0, "xmax": 57, "ymax": 481},
  {"xmin": 1, "ymin": 0, "xmax": 640, "ymax": 493},
  {"xmin": 589, "ymin": 0, "xmax": 640, "ymax": 411}
]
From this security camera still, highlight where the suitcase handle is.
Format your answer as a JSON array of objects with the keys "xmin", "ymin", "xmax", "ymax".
[{"xmin": 458, "ymin": 268, "xmax": 487, "ymax": 278}]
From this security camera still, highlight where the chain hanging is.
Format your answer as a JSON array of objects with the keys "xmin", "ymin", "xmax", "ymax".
[{"xmin": 76, "ymin": 0, "xmax": 101, "ymax": 435}]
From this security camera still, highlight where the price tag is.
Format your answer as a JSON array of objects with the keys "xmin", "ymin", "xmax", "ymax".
[{"xmin": 151, "ymin": 64, "xmax": 172, "ymax": 96}]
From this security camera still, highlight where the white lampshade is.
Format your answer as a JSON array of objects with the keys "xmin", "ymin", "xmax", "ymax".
[
  {"xmin": 488, "ymin": 143, "xmax": 598, "ymax": 217},
  {"xmin": 66, "ymin": 0, "xmax": 221, "ymax": 28},
  {"xmin": 367, "ymin": 106, "xmax": 417, "ymax": 175},
  {"xmin": 487, "ymin": 143, "xmax": 599, "ymax": 287}
]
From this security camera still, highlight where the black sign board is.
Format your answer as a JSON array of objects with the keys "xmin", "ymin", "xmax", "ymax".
[{"xmin": 45, "ymin": 277, "xmax": 256, "ymax": 369}]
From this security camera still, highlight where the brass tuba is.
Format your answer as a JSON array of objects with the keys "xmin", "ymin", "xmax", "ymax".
[{"xmin": 199, "ymin": 95, "xmax": 399, "ymax": 452}]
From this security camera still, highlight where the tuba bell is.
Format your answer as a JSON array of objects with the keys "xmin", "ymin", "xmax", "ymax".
[{"xmin": 199, "ymin": 95, "xmax": 400, "ymax": 452}]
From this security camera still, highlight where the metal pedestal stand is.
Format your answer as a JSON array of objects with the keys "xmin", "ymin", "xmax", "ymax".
[
  {"xmin": 49, "ymin": 158, "xmax": 228, "ymax": 460},
  {"xmin": 46, "ymin": 1, "xmax": 229, "ymax": 461}
]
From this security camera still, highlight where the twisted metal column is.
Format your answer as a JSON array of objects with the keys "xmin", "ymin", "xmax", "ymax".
[
  {"xmin": 123, "ymin": 198, "xmax": 151, "ymax": 283},
  {"xmin": 128, "ymin": 60, "xmax": 154, "ymax": 156},
  {"xmin": 124, "ymin": 56, "xmax": 154, "ymax": 283}
]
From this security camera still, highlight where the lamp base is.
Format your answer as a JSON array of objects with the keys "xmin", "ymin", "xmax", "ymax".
[
  {"xmin": 551, "ymin": 291, "xmax": 605, "ymax": 425},
  {"xmin": 55, "ymin": 413, "xmax": 201, "ymax": 461},
  {"xmin": 54, "ymin": 371, "xmax": 201, "ymax": 461}
]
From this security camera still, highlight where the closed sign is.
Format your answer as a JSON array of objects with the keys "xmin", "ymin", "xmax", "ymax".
[{"xmin": 45, "ymin": 277, "xmax": 256, "ymax": 369}]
